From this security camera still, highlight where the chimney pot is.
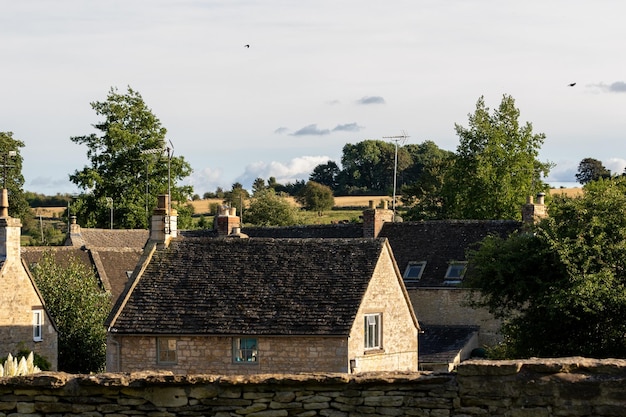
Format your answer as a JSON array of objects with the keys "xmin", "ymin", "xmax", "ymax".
[{"xmin": 536, "ymin": 192, "xmax": 545, "ymax": 205}]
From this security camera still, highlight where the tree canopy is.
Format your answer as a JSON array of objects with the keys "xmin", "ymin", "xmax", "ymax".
[
  {"xmin": 296, "ymin": 181, "xmax": 335, "ymax": 215},
  {"xmin": 69, "ymin": 86, "xmax": 193, "ymax": 229},
  {"xmin": 0, "ymin": 132, "xmax": 30, "ymax": 221},
  {"xmin": 402, "ymin": 95, "xmax": 551, "ymax": 221},
  {"xmin": 31, "ymin": 251, "xmax": 111, "ymax": 373},
  {"xmin": 575, "ymin": 157, "xmax": 611, "ymax": 184},
  {"xmin": 245, "ymin": 188, "xmax": 303, "ymax": 226},
  {"xmin": 466, "ymin": 177, "xmax": 626, "ymax": 358}
]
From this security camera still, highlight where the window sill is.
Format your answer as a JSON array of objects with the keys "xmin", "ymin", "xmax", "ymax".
[{"xmin": 364, "ymin": 348, "xmax": 385, "ymax": 355}]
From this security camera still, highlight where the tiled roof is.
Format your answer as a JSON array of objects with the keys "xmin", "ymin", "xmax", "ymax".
[
  {"xmin": 67, "ymin": 229, "xmax": 149, "ymax": 249},
  {"xmin": 108, "ymin": 237, "xmax": 386, "ymax": 336},
  {"xmin": 378, "ymin": 220, "xmax": 520, "ymax": 287},
  {"xmin": 419, "ymin": 325, "xmax": 479, "ymax": 364},
  {"xmin": 21, "ymin": 246, "xmax": 95, "ymax": 274},
  {"xmin": 243, "ymin": 224, "xmax": 363, "ymax": 239}
]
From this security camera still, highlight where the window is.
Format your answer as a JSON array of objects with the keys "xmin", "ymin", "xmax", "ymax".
[
  {"xmin": 364, "ymin": 313, "xmax": 382, "ymax": 350},
  {"xmin": 157, "ymin": 338, "xmax": 177, "ymax": 364},
  {"xmin": 233, "ymin": 337, "xmax": 258, "ymax": 363},
  {"xmin": 33, "ymin": 310, "xmax": 43, "ymax": 342},
  {"xmin": 444, "ymin": 261, "xmax": 467, "ymax": 284},
  {"xmin": 403, "ymin": 261, "xmax": 426, "ymax": 284}
]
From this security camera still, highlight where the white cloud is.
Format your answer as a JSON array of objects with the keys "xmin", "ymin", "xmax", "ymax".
[
  {"xmin": 605, "ymin": 158, "xmax": 626, "ymax": 176},
  {"xmin": 236, "ymin": 156, "xmax": 332, "ymax": 189},
  {"xmin": 184, "ymin": 167, "xmax": 224, "ymax": 194}
]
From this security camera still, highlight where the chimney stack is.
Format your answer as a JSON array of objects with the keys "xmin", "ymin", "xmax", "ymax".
[
  {"xmin": 0, "ymin": 189, "xmax": 21, "ymax": 261},
  {"xmin": 150, "ymin": 194, "xmax": 177, "ymax": 245},
  {"xmin": 362, "ymin": 200, "xmax": 394, "ymax": 238},
  {"xmin": 522, "ymin": 192, "xmax": 548, "ymax": 224},
  {"xmin": 215, "ymin": 205, "xmax": 241, "ymax": 236}
]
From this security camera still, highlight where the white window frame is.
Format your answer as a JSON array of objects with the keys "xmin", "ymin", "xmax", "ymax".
[
  {"xmin": 364, "ymin": 313, "xmax": 382, "ymax": 350},
  {"xmin": 33, "ymin": 309, "xmax": 43, "ymax": 342},
  {"xmin": 233, "ymin": 337, "xmax": 258, "ymax": 364},
  {"xmin": 444, "ymin": 261, "xmax": 467, "ymax": 284},
  {"xmin": 403, "ymin": 261, "xmax": 426, "ymax": 284},
  {"xmin": 157, "ymin": 337, "xmax": 178, "ymax": 364}
]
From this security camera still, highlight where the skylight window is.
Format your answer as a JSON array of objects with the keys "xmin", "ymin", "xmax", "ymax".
[
  {"xmin": 444, "ymin": 261, "xmax": 467, "ymax": 284},
  {"xmin": 403, "ymin": 261, "xmax": 426, "ymax": 284}
]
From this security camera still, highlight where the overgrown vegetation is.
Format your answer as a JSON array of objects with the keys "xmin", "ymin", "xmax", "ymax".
[
  {"xmin": 466, "ymin": 177, "xmax": 626, "ymax": 358},
  {"xmin": 31, "ymin": 251, "xmax": 111, "ymax": 373}
]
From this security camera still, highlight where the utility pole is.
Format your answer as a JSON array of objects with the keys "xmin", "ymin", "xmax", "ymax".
[{"xmin": 382, "ymin": 131, "xmax": 409, "ymax": 219}]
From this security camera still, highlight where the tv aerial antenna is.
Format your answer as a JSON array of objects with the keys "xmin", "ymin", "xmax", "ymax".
[{"xmin": 382, "ymin": 130, "xmax": 409, "ymax": 218}]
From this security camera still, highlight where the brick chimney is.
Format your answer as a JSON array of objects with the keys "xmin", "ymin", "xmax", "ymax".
[
  {"xmin": 522, "ymin": 192, "xmax": 548, "ymax": 224},
  {"xmin": 0, "ymin": 189, "xmax": 22, "ymax": 261},
  {"xmin": 150, "ymin": 194, "xmax": 178, "ymax": 245},
  {"xmin": 215, "ymin": 206, "xmax": 241, "ymax": 236},
  {"xmin": 362, "ymin": 200, "xmax": 394, "ymax": 238}
]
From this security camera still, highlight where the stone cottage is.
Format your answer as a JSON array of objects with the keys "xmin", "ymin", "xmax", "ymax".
[
  {"xmin": 105, "ymin": 196, "xmax": 419, "ymax": 374},
  {"xmin": 0, "ymin": 190, "xmax": 58, "ymax": 369}
]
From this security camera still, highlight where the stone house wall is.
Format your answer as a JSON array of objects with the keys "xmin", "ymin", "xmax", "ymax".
[
  {"xmin": 409, "ymin": 287, "xmax": 501, "ymax": 345},
  {"xmin": 107, "ymin": 334, "xmax": 349, "ymax": 374},
  {"xmin": 1, "ymin": 358, "xmax": 625, "ymax": 416},
  {"xmin": 348, "ymin": 243, "xmax": 418, "ymax": 372},
  {"xmin": 0, "ymin": 217, "xmax": 58, "ymax": 370}
]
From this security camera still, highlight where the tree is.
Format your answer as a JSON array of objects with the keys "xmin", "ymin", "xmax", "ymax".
[
  {"xmin": 0, "ymin": 132, "xmax": 30, "ymax": 222},
  {"xmin": 31, "ymin": 251, "xmax": 111, "ymax": 373},
  {"xmin": 245, "ymin": 188, "xmax": 303, "ymax": 226},
  {"xmin": 401, "ymin": 153, "xmax": 454, "ymax": 220},
  {"xmin": 251, "ymin": 177, "xmax": 267, "ymax": 195},
  {"xmin": 69, "ymin": 87, "xmax": 193, "ymax": 229},
  {"xmin": 410, "ymin": 95, "xmax": 550, "ymax": 221},
  {"xmin": 309, "ymin": 160, "xmax": 340, "ymax": 190},
  {"xmin": 338, "ymin": 140, "xmax": 411, "ymax": 195},
  {"xmin": 296, "ymin": 181, "xmax": 335, "ymax": 215},
  {"xmin": 466, "ymin": 177, "xmax": 626, "ymax": 358},
  {"xmin": 575, "ymin": 158, "xmax": 611, "ymax": 184}
]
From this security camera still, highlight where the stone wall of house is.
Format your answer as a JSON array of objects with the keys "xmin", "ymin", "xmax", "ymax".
[
  {"xmin": 409, "ymin": 287, "xmax": 502, "ymax": 345},
  {"xmin": 0, "ymin": 258, "xmax": 58, "ymax": 370},
  {"xmin": 348, "ymin": 243, "xmax": 418, "ymax": 373},
  {"xmin": 107, "ymin": 335, "xmax": 349, "ymax": 374},
  {"xmin": 2, "ymin": 358, "xmax": 626, "ymax": 416}
]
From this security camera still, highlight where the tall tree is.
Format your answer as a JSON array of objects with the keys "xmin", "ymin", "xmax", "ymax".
[
  {"xmin": 446, "ymin": 95, "xmax": 551, "ymax": 220},
  {"xmin": 309, "ymin": 160, "xmax": 340, "ymax": 190},
  {"xmin": 466, "ymin": 177, "xmax": 626, "ymax": 358},
  {"xmin": 338, "ymin": 140, "xmax": 411, "ymax": 195},
  {"xmin": 575, "ymin": 158, "xmax": 611, "ymax": 184},
  {"xmin": 223, "ymin": 182, "xmax": 249, "ymax": 218},
  {"xmin": 69, "ymin": 87, "xmax": 193, "ymax": 229},
  {"xmin": 0, "ymin": 132, "xmax": 30, "ymax": 221},
  {"xmin": 31, "ymin": 251, "xmax": 111, "ymax": 373}
]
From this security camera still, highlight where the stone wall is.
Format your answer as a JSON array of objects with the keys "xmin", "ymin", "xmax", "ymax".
[{"xmin": 2, "ymin": 357, "xmax": 626, "ymax": 416}]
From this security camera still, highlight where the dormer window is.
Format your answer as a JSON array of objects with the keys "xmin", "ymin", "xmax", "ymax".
[
  {"xmin": 403, "ymin": 261, "xmax": 426, "ymax": 284},
  {"xmin": 444, "ymin": 261, "xmax": 467, "ymax": 284}
]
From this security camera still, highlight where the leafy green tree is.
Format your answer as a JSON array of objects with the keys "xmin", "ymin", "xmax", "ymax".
[
  {"xmin": 338, "ymin": 140, "xmax": 411, "ymax": 195},
  {"xmin": 575, "ymin": 158, "xmax": 611, "ymax": 184},
  {"xmin": 296, "ymin": 181, "xmax": 335, "ymax": 216},
  {"xmin": 466, "ymin": 177, "xmax": 626, "ymax": 358},
  {"xmin": 252, "ymin": 177, "xmax": 267, "ymax": 195},
  {"xmin": 0, "ymin": 132, "xmax": 30, "ymax": 222},
  {"xmin": 31, "ymin": 251, "xmax": 111, "ymax": 373},
  {"xmin": 401, "ymin": 153, "xmax": 454, "ymax": 220},
  {"xmin": 309, "ymin": 160, "xmax": 340, "ymax": 190},
  {"xmin": 245, "ymin": 188, "xmax": 303, "ymax": 226},
  {"xmin": 446, "ymin": 95, "xmax": 551, "ymax": 220},
  {"xmin": 69, "ymin": 86, "xmax": 193, "ymax": 229}
]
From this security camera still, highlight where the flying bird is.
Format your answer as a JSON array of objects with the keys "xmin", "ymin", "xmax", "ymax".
[
  {"xmin": 568, "ymin": 82, "xmax": 576, "ymax": 87},
  {"xmin": 244, "ymin": 44, "xmax": 250, "ymax": 48}
]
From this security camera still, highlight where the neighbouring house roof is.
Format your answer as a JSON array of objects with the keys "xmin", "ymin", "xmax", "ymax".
[
  {"xmin": 378, "ymin": 220, "xmax": 521, "ymax": 287},
  {"xmin": 418, "ymin": 325, "xmax": 479, "ymax": 365},
  {"xmin": 21, "ymin": 246, "xmax": 94, "ymax": 272},
  {"xmin": 65, "ymin": 228, "xmax": 149, "ymax": 249},
  {"xmin": 107, "ymin": 237, "xmax": 388, "ymax": 336},
  {"xmin": 242, "ymin": 219, "xmax": 521, "ymax": 288}
]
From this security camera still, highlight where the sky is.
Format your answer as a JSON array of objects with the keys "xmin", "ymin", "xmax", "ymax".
[{"xmin": 2, "ymin": 0, "xmax": 625, "ymax": 195}]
